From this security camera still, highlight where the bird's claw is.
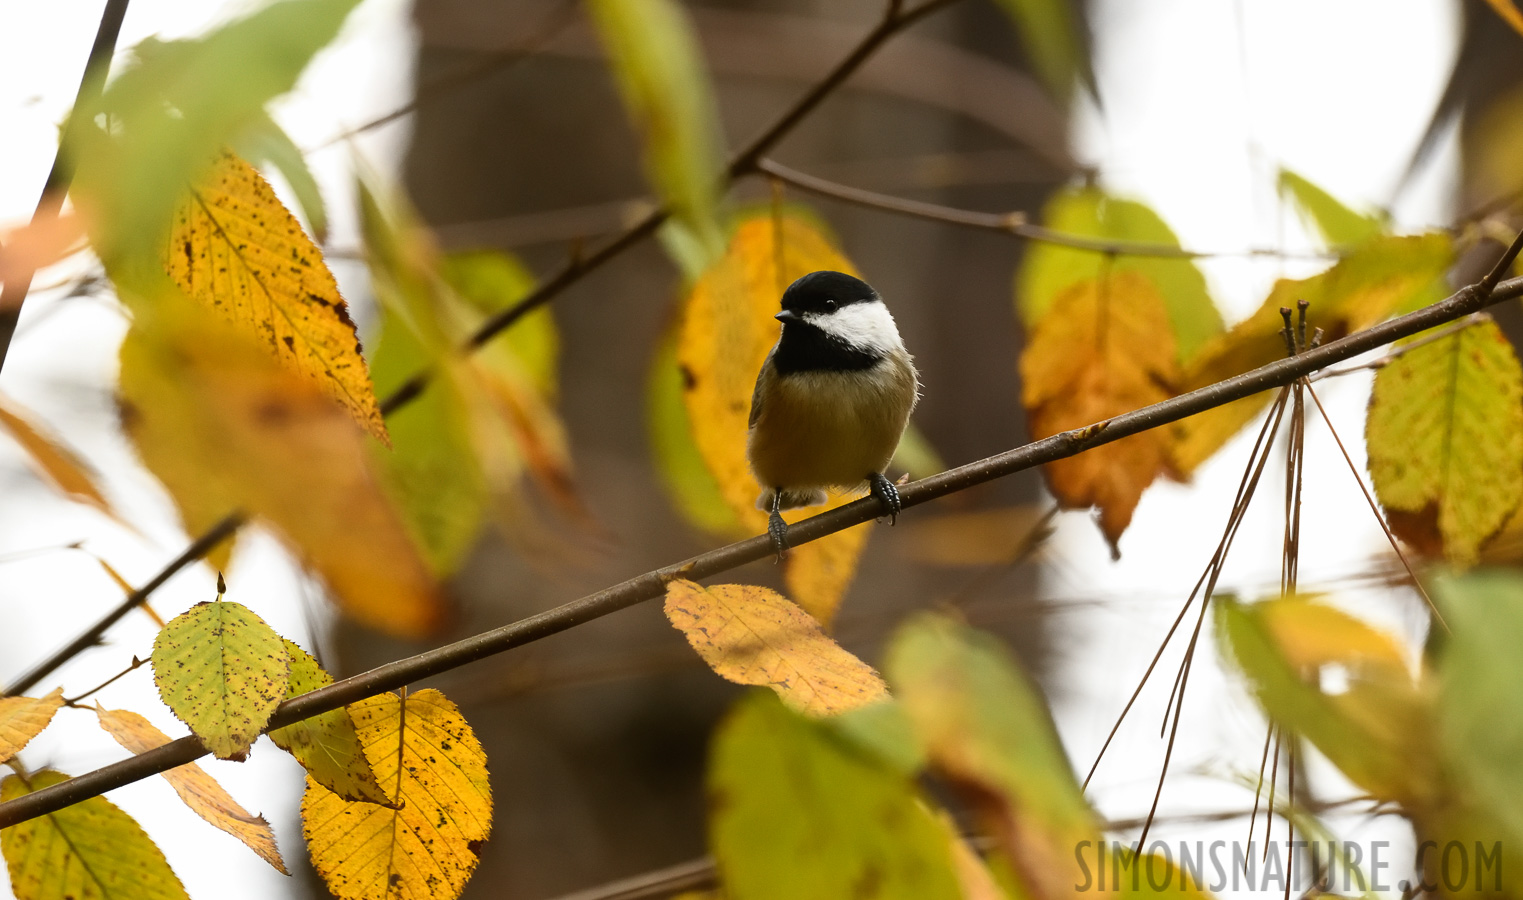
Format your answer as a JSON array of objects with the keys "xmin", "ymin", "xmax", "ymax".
[
  {"xmin": 868, "ymin": 472, "xmax": 901, "ymax": 525},
  {"xmin": 768, "ymin": 511, "xmax": 790, "ymax": 562}
]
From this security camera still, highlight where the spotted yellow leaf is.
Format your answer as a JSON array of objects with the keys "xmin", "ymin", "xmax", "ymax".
[
  {"xmin": 664, "ymin": 579, "xmax": 888, "ymax": 716},
  {"xmin": 303, "ymin": 689, "xmax": 492, "ymax": 900},
  {"xmin": 95, "ymin": 706, "xmax": 287, "ymax": 873},
  {"xmin": 1367, "ymin": 319, "xmax": 1523, "ymax": 566},
  {"xmin": 268, "ymin": 640, "xmax": 391, "ymax": 806},
  {"xmin": 1, "ymin": 769, "xmax": 190, "ymax": 900},
  {"xmin": 150, "ymin": 598, "xmax": 288, "ymax": 760},
  {"xmin": 677, "ymin": 211, "xmax": 875, "ymax": 624},
  {"xmin": 165, "ymin": 150, "xmax": 386, "ymax": 442},
  {"xmin": 1020, "ymin": 272, "xmax": 1180, "ymax": 551},
  {"xmin": 0, "ymin": 689, "xmax": 63, "ymax": 766}
]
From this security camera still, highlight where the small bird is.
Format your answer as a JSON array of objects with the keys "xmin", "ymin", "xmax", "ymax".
[{"xmin": 746, "ymin": 270, "xmax": 920, "ymax": 558}]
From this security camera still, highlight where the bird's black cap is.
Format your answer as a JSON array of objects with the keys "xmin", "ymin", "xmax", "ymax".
[{"xmin": 780, "ymin": 271, "xmax": 879, "ymax": 316}]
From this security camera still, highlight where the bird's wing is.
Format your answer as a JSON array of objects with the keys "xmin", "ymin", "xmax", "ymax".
[{"xmin": 748, "ymin": 345, "xmax": 776, "ymax": 429}]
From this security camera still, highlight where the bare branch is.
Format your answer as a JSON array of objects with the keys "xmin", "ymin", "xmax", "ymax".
[
  {"xmin": 3, "ymin": 263, "xmax": 1520, "ymax": 829},
  {"xmin": 758, "ymin": 158, "xmax": 1335, "ymax": 261},
  {"xmin": 0, "ymin": 0, "xmax": 132, "ymax": 373}
]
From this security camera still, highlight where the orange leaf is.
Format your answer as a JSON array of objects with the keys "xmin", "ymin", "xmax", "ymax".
[
  {"xmin": 96, "ymin": 706, "xmax": 287, "ymax": 873},
  {"xmin": 118, "ymin": 298, "xmax": 443, "ymax": 637},
  {"xmin": 0, "ymin": 393, "xmax": 119, "ymax": 522},
  {"xmin": 1019, "ymin": 272, "xmax": 1179, "ymax": 551}
]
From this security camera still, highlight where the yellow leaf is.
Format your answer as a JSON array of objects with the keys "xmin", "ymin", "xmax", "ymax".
[
  {"xmin": 119, "ymin": 297, "xmax": 444, "ymax": 637},
  {"xmin": 303, "ymin": 689, "xmax": 492, "ymax": 900},
  {"xmin": 1256, "ymin": 596, "xmax": 1409, "ymax": 676},
  {"xmin": 1366, "ymin": 320, "xmax": 1523, "ymax": 566},
  {"xmin": 0, "ymin": 395, "xmax": 118, "ymax": 521},
  {"xmin": 150, "ymin": 598, "xmax": 288, "ymax": 760},
  {"xmin": 0, "ymin": 689, "xmax": 64, "ymax": 765},
  {"xmin": 678, "ymin": 211, "xmax": 875, "ymax": 624},
  {"xmin": 95, "ymin": 706, "xmax": 287, "ymax": 873},
  {"xmin": 1, "ymin": 769, "xmax": 190, "ymax": 900},
  {"xmin": 1174, "ymin": 234, "xmax": 1451, "ymax": 472},
  {"xmin": 1019, "ymin": 272, "xmax": 1179, "ymax": 551},
  {"xmin": 1484, "ymin": 0, "xmax": 1523, "ymax": 36},
  {"xmin": 647, "ymin": 326, "xmax": 741, "ymax": 535},
  {"xmin": 268, "ymin": 640, "xmax": 392, "ymax": 806},
  {"xmin": 165, "ymin": 150, "xmax": 386, "ymax": 443},
  {"xmin": 664, "ymin": 579, "xmax": 888, "ymax": 716}
]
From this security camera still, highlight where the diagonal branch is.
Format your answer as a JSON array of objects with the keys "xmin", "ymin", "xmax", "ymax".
[
  {"xmin": 3, "ymin": 263, "xmax": 1521, "ymax": 829},
  {"xmin": 0, "ymin": 0, "xmax": 133, "ymax": 374},
  {"xmin": 4, "ymin": 0, "xmax": 970, "ymax": 694}
]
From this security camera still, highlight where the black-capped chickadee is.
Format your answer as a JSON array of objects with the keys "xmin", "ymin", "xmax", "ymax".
[{"xmin": 746, "ymin": 270, "xmax": 920, "ymax": 558}]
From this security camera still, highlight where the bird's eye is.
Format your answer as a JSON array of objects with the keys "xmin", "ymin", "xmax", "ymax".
[{"xmin": 824, "ymin": 299, "xmax": 838, "ymax": 312}]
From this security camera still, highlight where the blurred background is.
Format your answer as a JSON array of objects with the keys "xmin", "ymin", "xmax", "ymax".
[{"xmin": 0, "ymin": 0, "xmax": 1511, "ymax": 897}]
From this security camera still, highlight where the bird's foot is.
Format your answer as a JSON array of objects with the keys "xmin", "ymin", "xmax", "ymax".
[
  {"xmin": 868, "ymin": 472, "xmax": 901, "ymax": 525},
  {"xmin": 768, "ymin": 510, "xmax": 790, "ymax": 562}
]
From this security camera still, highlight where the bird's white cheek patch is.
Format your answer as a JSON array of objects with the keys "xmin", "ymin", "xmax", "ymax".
[{"xmin": 804, "ymin": 302, "xmax": 904, "ymax": 357}]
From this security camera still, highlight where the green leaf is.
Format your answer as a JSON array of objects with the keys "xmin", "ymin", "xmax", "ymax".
[
  {"xmin": 440, "ymin": 250, "xmax": 558, "ymax": 397},
  {"xmin": 1277, "ymin": 168, "xmax": 1383, "ymax": 249},
  {"xmin": 1214, "ymin": 596, "xmax": 1432, "ymax": 805},
  {"xmin": 647, "ymin": 326, "xmax": 742, "ymax": 536},
  {"xmin": 1366, "ymin": 319, "xmax": 1523, "ymax": 566},
  {"xmin": 708, "ymin": 693, "xmax": 963, "ymax": 900},
  {"xmin": 889, "ymin": 422, "xmax": 946, "ymax": 481},
  {"xmin": 886, "ymin": 613, "xmax": 1097, "ymax": 900},
  {"xmin": 1433, "ymin": 571, "xmax": 1523, "ymax": 848},
  {"xmin": 234, "ymin": 110, "xmax": 329, "ymax": 243},
  {"xmin": 151, "ymin": 599, "xmax": 289, "ymax": 760},
  {"xmin": 1, "ymin": 769, "xmax": 191, "ymax": 900},
  {"xmin": 369, "ymin": 296, "xmax": 488, "ymax": 576},
  {"xmin": 586, "ymin": 0, "xmax": 726, "ymax": 270},
  {"xmin": 75, "ymin": 0, "xmax": 361, "ymax": 270},
  {"xmin": 268, "ymin": 640, "xmax": 393, "ymax": 806},
  {"xmin": 989, "ymin": 0, "xmax": 1098, "ymax": 105},
  {"xmin": 1015, "ymin": 185, "xmax": 1222, "ymax": 360}
]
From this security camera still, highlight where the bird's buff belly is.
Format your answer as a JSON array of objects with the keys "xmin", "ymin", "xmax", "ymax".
[{"xmin": 747, "ymin": 371, "xmax": 908, "ymax": 492}]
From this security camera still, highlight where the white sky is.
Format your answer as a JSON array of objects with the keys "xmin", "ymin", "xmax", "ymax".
[{"xmin": 0, "ymin": 1, "xmax": 1461, "ymax": 898}]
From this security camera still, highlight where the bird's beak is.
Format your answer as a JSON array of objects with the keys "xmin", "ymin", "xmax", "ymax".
[{"xmin": 775, "ymin": 310, "xmax": 800, "ymax": 324}]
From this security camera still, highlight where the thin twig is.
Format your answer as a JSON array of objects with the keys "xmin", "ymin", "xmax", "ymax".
[
  {"xmin": 1, "ymin": 513, "xmax": 243, "ymax": 697},
  {"xmin": 1310, "ymin": 314, "xmax": 1486, "ymax": 382},
  {"xmin": 757, "ymin": 158, "xmax": 1335, "ymax": 262},
  {"xmin": 62, "ymin": 656, "xmax": 143, "ymax": 707},
  {"xmin": 1302, "ymin": 382, "xmax": 1445, "ymax": 628},
  {"xmin": 6, "ymin": 266, "xmax": 1523, "ymax": 827},
  {"xmin": 0, "ymin": 0, "xmax": 132, "ymax": 374},
  {"xmin": 306, "ymin": 0, "xmax": 579, "ymax": 154}
]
